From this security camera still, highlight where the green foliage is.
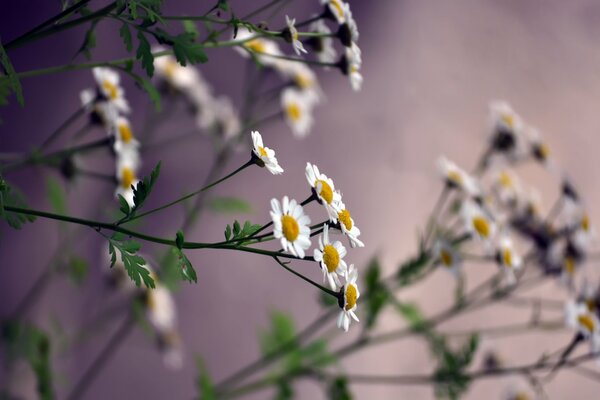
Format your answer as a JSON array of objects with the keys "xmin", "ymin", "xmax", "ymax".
[
  {"xmin": 45, "ymin": 176, "xmax": 67, "ymax": 215},
  {"xmin": 395, "ymin": 301, "xmax": 427, "ymax": 333},
  {"xmin": 136, "ymin": 30, "xmax": 155, "ymax": 76},
  {"xmin": 274, "ymin": 380, "xmax": 293, "ymax": 400},
  {"xmin": 328, "ymin": 377, "xmax": 353, "ymax": 400},
  {"xmin": 67, "ymin": 254, "xmax": 89, "ymax": 286},
  {"xmin": 319, "ymin": 290, "xmax": 338, "ymax": 308},
  {"xmin": 0, "ymin": 39, "xmax": 24, "ymax": 106},
  {"xmin": 118, "ymin": 161, "xmax": 161, "ymax": 222},
  {"xmin": 119, "ymin": 22, "xmax": 133, "ymax": 52},
  {"xmin": 172, "ymin": 230, "xmax": 198, "ymax": 283},
  {"xmin": 182, "ymin": 20, "xmax": 199, "ymax": 41},
  {"xmin": 223, "ymin": 220, "xmax": 261, "ymax": 244},
  {"xmin": 396, "ymin": 250, "xmax": 430, "ymax": 286},
  {"xmin": 107, "ymin": 232, "xmax": 155, "ymax": 288},
  {"xmin": 117, "ymin": 0, "xmax": 165, "ymax": 24},
  {"xmin": 196, "ymin": 357, "xmax": 216, "ymax": 400},
  {"xmin": 154, "ymin": 29, "xmax": 208, "ymax": 66},
  {"xmin": 75, "ymin": 19, "xmax": 101, "ymax": 60},
  {"xmin": 2, "ymin": 321, "xmax": 54, "ymax": 399},
  {"xmin": 0, "ymin": 178, "xmax": 36, "ymax": 229},
  {"xmin": 363, "ymin": 257, "xmax": 389, "ymax": 329},
  {"xmin": 432, "ymin": 333, "xmax": 479, "ymax": 400},
  {"xmin": 209, "ymin": 196, "xmax": 253, "ymax": 214}
]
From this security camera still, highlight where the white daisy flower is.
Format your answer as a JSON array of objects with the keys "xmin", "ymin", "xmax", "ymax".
[
  {"xmin": 80, "ymin": 89, "xmax": 119, "ymax": 131},
  {"xmin": 488, "ymin": 101, "xmax": 526, "ymax": 159},
  {"xmin": 285, "ymin": 15, "xmax": 307, "ymax": 56},
  {"xmin": 341, "ymin": 43, "xmax": 363, "ymax": 91},
  {"xmin": 525, "ymin": 126, "xmax": 553, "ymax": 168},
  {"xmin": 314, "ymin": 224, "xmax": 348, "ymax": 289},
  {"xmin": 251, "ymin": 130, "xmax": 283, "ymax": 175},
  {"xmin": 321, "ymin": 0, "xmax": 347, "ymax": 24},
  {"xmin": 146, "ymin": 284, "xmax": 177, "ymax": 334},
  {"xmin": 92, "ymin": 67, "xmax": 130, "ymax": 114},
  {"xmin": 496, "ymin": 235, "xmax": 522, "ymax": 285},
  {"xmin": 308, "ymin": 19, "xmax": 337, "ymax": 65},
  {"xmin": 270, "ymin": 196, "xmax": 311, "ymax": 258},
  {"xmin": 305, "ymin": 162, "xmax": 342, "ymax": 220},
  {"xmin": 113, "ymin": 116, "xmax": 140, "ymax": 155},
  {"xmin": 565, "ymin": 300, "xmax": 600, "ymax": 348},
  {"xmin": 337, "ymin": 264, "xmax": 360, "ymax": 332},
  {"xmin": 153, "ymin": 50, "xmax": 200, "ymax": 92},
  {"xmin": 210, "ymin": 96, "xmax": 241, "ymax": 140},
  {"xmin": 437, "ymin": 156, "xmax": 480, "ymax": 197},
  {"xmin": 338, "ymin": 3, "xmax": 359, "ymax": 46},
  {"xmin": 491, "ymin": 169, "xmax": 521, "ymax": 207},
  {"xmin": 115, "ymin": 153, "xmax": 140, "ymax": 207},
  {"xmin": 561, "ymin": 197, "xmax": 595, "ymax": 254},
  {"xmin": 461, "ymin": 200, "xmax": 496, "ymax": 244},
  {"xmin": 281, "ymin": 87, "xmax": 315, "ymax": 138},
  {"xmin": 433, "ymin": 239, "xmax": 461, "ymax": 277},
  {"xmin": 278, "ymin": 62, "xmax": 323, "ymax": 105},
  {"xmin": 234, "ymin": 28, "xmax": 283, "ymax": 67},
  {"xmin": 336, "ymin": 201, "xmax": 364, "ymax": 248}
]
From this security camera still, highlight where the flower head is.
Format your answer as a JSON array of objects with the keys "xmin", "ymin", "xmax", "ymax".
[
  {"xmin": 438, "ymin": 156, "xmax": 480, "ymax": 197},
  {"xmin": 251, "ymin": 131, "xmax": 283, "ymax": 175},
  {"xmin": 341, "ymin": 43, "xmax": 363, "ymax": 91},
  {"xmin": 284, "ymin": 15, "xmax": 307, "ymax": 56},
  {"xmin": 496, "ymin": 235, "xmax": 522, "ymax": 285},
  {"xmin": 281, "ymin": 87, "xmax": 315, "ymax": 138},
  {"xmin": 321, "ymin": 0, "xmax": 347, "ymax": 24},
  {"xmin": 113, "ymin": 116, "xmax": 140, "ymax": 155},
  {"xmin": 565, "ymin": 300, "xmax": 600, "ymax": 341},
  {"xmin": 235, "ymin": 28, "xmax": 282, "ymax": 67},
  {"xmin": 336, "ymin": 201, "xmax": 364, "ymax": 248},
  {"xmin": 153, "ymin": 50, "xmax": 201, "ymax": 92},
  {"xmin": 146, "ymin": 284, "xmax": 177, "ymax": 334},
  {"xmin": 433, "ymin": 239, "xmax": 461, "ymax": 277},
  {"xmin": 461, "ymin": 200, "xmax": 496, "ymax": 244},
  {"xmin": 270, "ymin": 196, "xmax": 311, "ymax": 258},
  {"xmin": 314, "ymin": 224, "xmax": 348, "ymax": 289},
  {"xmin": 305, "ymin": 162, "xmax": 342, "ymax": 220},
  {"xmin": 337, "ymin": 264, "xmax": 360, "ymax": 332},
  {"xmin": 308, "ymin": 19, "xmax": 337, "ymax": 64},
  {"xmin": 115, "ymin": 152, "xmax": 140, "ymax": 207},
  {"xmin": 488, "ymin": 100, "xmax": 525, "ymax": 159},
  {"xmin": 92, "ymin": 67, "xmax": 130, "ymax": 114}
]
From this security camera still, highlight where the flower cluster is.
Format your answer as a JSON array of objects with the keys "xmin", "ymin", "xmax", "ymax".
[
  {"xmin": 431, "ymin": 100, "xmax": 598, "ymax": 360},
  {"xmin": 269, "ymin": 162, "xmax": 364, "ymax": 331},
  {"xmin": 233, "ymin": 0, "xmax": 362, "ymax": 138}
]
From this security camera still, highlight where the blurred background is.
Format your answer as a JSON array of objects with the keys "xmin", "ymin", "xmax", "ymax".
[{"xmin": 2, "ymin": 0, "xmax": 600, "ymax": 398}]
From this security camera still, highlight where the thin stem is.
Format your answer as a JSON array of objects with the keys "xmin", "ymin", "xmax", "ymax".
[
  {"xmin": 272, "ymin": 257, "xmax": 338, "ymax": 297},
  {"xmin": 39, "ymin": 106, "xmax": 87, "ymax": 150}
]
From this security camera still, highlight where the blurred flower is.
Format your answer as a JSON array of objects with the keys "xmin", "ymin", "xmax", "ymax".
[
  {"xmin": 321, "ymin": 0, "xmax": 347, "ymax": 24},
  {"xmin": 487, "ymin": 100, "xmax": 525, "ymax": 161},
  {"xmin": 92, "ymin": 67, "xmax": 130, "ymax": 114},
  {"xmin": 251, "ymin": 130, "xmax": 283, "ymax": 175},
  {"xmin": 157, "ymin": 330, "xmax": 183, "ymax": 370},
  {"xmin": 341, "ymin": 43, "xmax": 363, "ymax": 91},
  {"xmin": 491, "ymin": 169, "xmax": 521, "ymax": 208},
  {"xmin": 336, "ymin": 201, "xmax": 364, "ymax": 248},
  {"xmin": 80, "ymin": 88, "xmax": 119, "ymax": 131},
  {"xmin": 314, "ymin": 224, "xmax": 348, "ymax": 289},
  {"xmin": 565, "ymin": 300, "xmax": 600, "ymax": 348},
  {"xmin": 284, "ymin": 15, "xmax": 307, "ymax": 56},
  {"xmin": 113, "ymin": 116, "xmax": 140, "ymax": 156},
  {"xmin": 433, "ymin": 239, "xmax": 461, "ymax": 277},
  {"xmin": 235, "ymin": 27, "xmax": 282, "ymax": 67},
  {"xmin": 337, "ymin": 264, "xmax": 360, "ymax": 332},
  {"xmin": 305, "ymin": 162, "xmax": 342, "ymax": 221},
  {"xmin": 146, "ymin": 284, "xmax": 177, "ymax": 334},
  {"xmin": 308, "ymin": 19, "xmax": 337, "ymax": 64},
  {"xmin": 281, "ymin": 87, "xmax": 315, "ymax": 137},
  {"xmin": 337, "ymin": 3, "xmax": 359, "ymax": 47},
  {"xmin": 496, "ymin": 235, "xmax": 522, "ymax": 285},
  {"xmin": 438, "ymin": 156, "xmax": 480, "ymax": 197},
  {"xmin": 462, "ymin": 200, "xmax": 496, "ymax": 245},
  {"xmin": 153, "ymin": 51, "xmax": 200, "ymax": 93},
  {"xmin": 270, "ymin": 196, "xmax": 312, "ymax": 258},
  {"xmin": 115, "ymin": 153, "xmax": 140, "ymax": 207}
]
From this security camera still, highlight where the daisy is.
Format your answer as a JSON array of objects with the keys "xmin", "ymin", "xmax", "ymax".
[
  {"xmin": 488, "ymin": 100, "xmax": 525, "ymax": 159},
  {"xmin": 337, "ymin": 264, "xmax": 360, "ymax": 332},
  {"xmin": 340, "ymin": 43, "xmax": 363, "ymax": 91},
  {"xmin": 565, "ymin": 300, "xmax": 600, "ymax": 352},
  {"xmin": 491, "ymin": 169, "xmax": 521, "ymax": 207},
  {"xmin": 115, "ymin": 153, "xmax": 140, "ymax": 207},
  {"xmin": 277, "ymin": 62, "xmax": 323, "ymax": 105},
  {"xmin": 305, "ymin": 162, "xmax": 342, "ymax": 220},
  {"xmin": 251, "ymin": 130, "xmax": 284, "ymax": 175},
  {"xmin": 461, "ymin": 200, "xmax": 496, "ymax": 245},
  {"xmin": 80, "ymin": 88, "xmax": 119, "ymax": 131},
  {"xmin": 270, "ymin": 196, "xmax": 311, "ymax": 258},
  {"xmin": 281, "ymin": 87, "xmax": 315, "ymax": 137},
  {"xmin": 113, "ymin": 116, "xmax": 140, "ymax": 155},
  {"xmin": 496, "ymin": 235, "xmax": 522, "ymax": 285},
  {"xmin": 234, "ymin": 28, "xmax": 283, "ymax": 67},
  {"xmin": 337, "ymin": 3, "xmax": 359, "ymax": 47},
  {"xmin": 284, "ymin": 15, "xmax": 307, "ymax": 56},
  {"xmin": 336, "ymin": 201, "xmax": 364, "ymax": 248},
  {"xmin": 525, "ymin": 126, "xmax": 553, "ymax": 168},
  {"xmin": 92, "ymin": 67, "xmax": 130, "ymax": 114},
  {"xmin": 321, "ymin": 0, "xmax": 347, "ymax": 24},
  {"xmin": 210, "ymin": 96, "xmax": 242, "ymax": 140},
  {"xmin": 153, "ymin": 50, "xmax": 201, "ymax": 92},
  {"xmin": 433, "ymin": 239, "xmax": 461, "ymax": 277},
  {"xmin": 146, "ymin": 284, "xmax": 177, "ymax": 334},
  {"xmin": 437, "ymin": 156, "xmax": 480, "ymax": 197},
  {"xmin": 314, "ymin": 224, "xmax": 348, "ymax": 289},
  {"xmin": 308, "ymin": 19, "xmax": 337, "ymax": 65}
]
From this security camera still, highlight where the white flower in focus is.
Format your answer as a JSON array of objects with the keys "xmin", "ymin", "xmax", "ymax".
[
  {"xmin": 92, "ymin": 67, "xmax": 130, "ymax": 114},
  {"xmin": 496, "ymin": 235, "xmax": 522, "ymax": 285},
  {"xmin": 433, "ymin": 239, "xmax": 461, "ymax": 277},
  {"xmin": 314, "ymin": 224, "xmax": 348, "ymax": 289},
  {"xmin": 337, "ymin": 264, "xmax": 360, "ymax": 332},
  {"xmin": 305, "ymin": 162, "xmax": 342, "ymax": 221},
  {"xmin": 270, "ymin": 196, "xmax": 311, "ymax": 258},
  {"xmin": 309, "ymin": 19, "xmax": 337, "ymax": 64},
  {"xmin": 285, "ymin": 15, "xmax": 307, "ymax": 56},
  {"xmin": 251, "ymin": 130, "xmax": 283, "ymax": 175},
  {"xmin": 281, "ymin": 87, "xmax": 315, "ymax": 138},
  {"xmin": 113, "ymin": 117, "xmax": 140, "ymax": 155},
  {"xmin": 321, "ymin": 0, "xmax": 347, "ymax": 24},
  {"xmin": 461, "ymin": 200, "xmax": 496, "ymax": 245},
  {"xmin": 115, "ymin": 154, "xmax": 140, "ymax": 207},
  {"xmin": 437, "ymin": 156, "xmax": 480, "ymax": 197},
  {"xmin": 336, "ymin": 201, "xmax": 364, "ymax": 248}
]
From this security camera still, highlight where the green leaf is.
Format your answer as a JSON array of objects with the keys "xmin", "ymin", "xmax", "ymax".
[
  {"xmin": 154, "ymin": 29, "xmax": 208, "ymax": 66},
  {"xmin": 0, "ymin": 180, "xmax": 36, "ymax": 229},
  {"xmin": 396, "ymin": 251, "xmax": 430, "ymax": 286},
  {"xmin": 395, "ymin": 302, "xmax": 427, "ymax": 333},
  {"xmin": 182, "ymin": 20, "xmax": 199, "ymax": 40},
  {"xmin": 118, "ymin": 194, "xmax": 130, "ymax": 215},
  {"xmin": 233, "ymin": 220, "xmax": 241, "ymax": 236},
  {"xmin": 172, "ymin": 247, "xmax": 197, "ymax": 283},
  {"xmin": 75, "ymin": 19, "xmax": 100, "ymax": 60},
  {"xmin": 224, "ymin": 224, "xmax": 232, "ymax": 241},
  {"xmin": 217, "ymin": 0, "xmax": 229, "ymax": 12},
  {"xmin": 45, "ymin": 176, "xmax": 67, "ymax": 215},
  {"xmin": 208, "ymin": 196, "xmax": 253, "ymax": 214},
  {"xmin": 196, "ymin": 357, "xmax": 216, "ymax": 400},
  {"xmin": 363, "ymin": 257, "xmax": 389, "ymax": 329},
  {"xmin": 259, "ymin": 311, "xmax": 297, "ymax": 356},
  {"xmin": 118, "ymin": 161, "xmax": 161, "ymax": 222},
  {"xmin": 138, "ymin": 76, "xmax": 161, "ymax": 110},
  {"xmin": 136, "ymin": 30, "xmax": 155, "ymax": 76},
  {"xmin": 107, "ymin": 233, "xmax": 154, "ymax": 288},
  {"xmin": 274, "ymin": 380, "xmax": 293, "ymax": 400},
  {"xmin": 0, "ymin": 39, "xmax": 24, "ymax": 106},
  {"xmin": 175, "ymin": 230, "xmax": 184, "ymax": 249},
  {"xmin": 328, "ymin": 377, "xmax": 352, "ymax": 400},
  {"xmin": 119, "ymin": 22, "xmax": 133, "ymax": 52},
  {"xmin": 224, "ymin": 220, "xmax": 261, "ymax": 245}
]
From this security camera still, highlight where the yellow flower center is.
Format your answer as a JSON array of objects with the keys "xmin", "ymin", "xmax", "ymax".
[
  {"xmin": 331, "ymin": 0, "xmax": 345, "ymax": 18},
  {"xmin": 322, "ymin": 244, "xmax": 340, "ymax": 273},
  {"xmin": 164, "ymin": 60, "xmax": 178, "ymax": 79},
  {"xmin": 286, "ymin": 102, "xmax": 301, "ymax": 122},
  {"xmin": 292, "ymin": 31, "xmax": 299, "ymax": 41},
  {"xmin": 121, "ymin": 167, "xmax": 136, "ymax": 189},
  {"xmin": 472, "ymin": 216, "xmax": 490, "ymax": 238},
  {"xmin": 564, "ymin": 257, "xmax": 576, "ymax": 275},
  {"xmin": 258, "ymin": 146, "xmax": 268, "ymax": 158},
  {"xmin": 281, "ymin": 215, "xmax": 300, "ymax": 241},
  {"xmin": 582, "ymin": 214, "xmax": 590, "ymax": 232},
  {"xmin": 503, "ymin": 248, "xmax": 513, "ymax": 267},
  {"xmin": 102, "ymin": 80, "xmax": 118, "ymax": 100},
  {"xmin": 501, "ymin": 113, "xmax": 514, "ymax": 128},
  {"xmin": 513, "ymin": 392, "xmax": 530, "ymax": 400},
  {"xmin": 295, "ymin": 74, "xmax": 312, "ymax": 89},
  {"xmin": 578, "ymin": 314, "xmax": 596, "ymax": 333},
  {"xmin": 118, "ymin": 122, "xmax": 134, "ymax": 143},
  {"xmin": 537, "ymin": 143, "xmax": 550, "ymax": 160},
  {"xmin": 440, "ymin": 249, "xmax": 453, "ymax": 267},
  {"xmin": 447, "ymin": 170, "xmax": 463, "ymax": 185},
  {"xmin": 246, "ymin": 40, "xmax": 266, "ymax": 53},
  {"xmin": 316, "ymin": 179, "xmax": 334, "ymax": 204},
  {"xmin": 338, "ymin": 209, "xmax": 353, "ymax": 230},
  {"xmin": 345, "ymin": 284, "xmax": 357, "ymax": 311},
  {"xmin": 499, "ymin": 171, "xmax": 513, "ymax": 188}
]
